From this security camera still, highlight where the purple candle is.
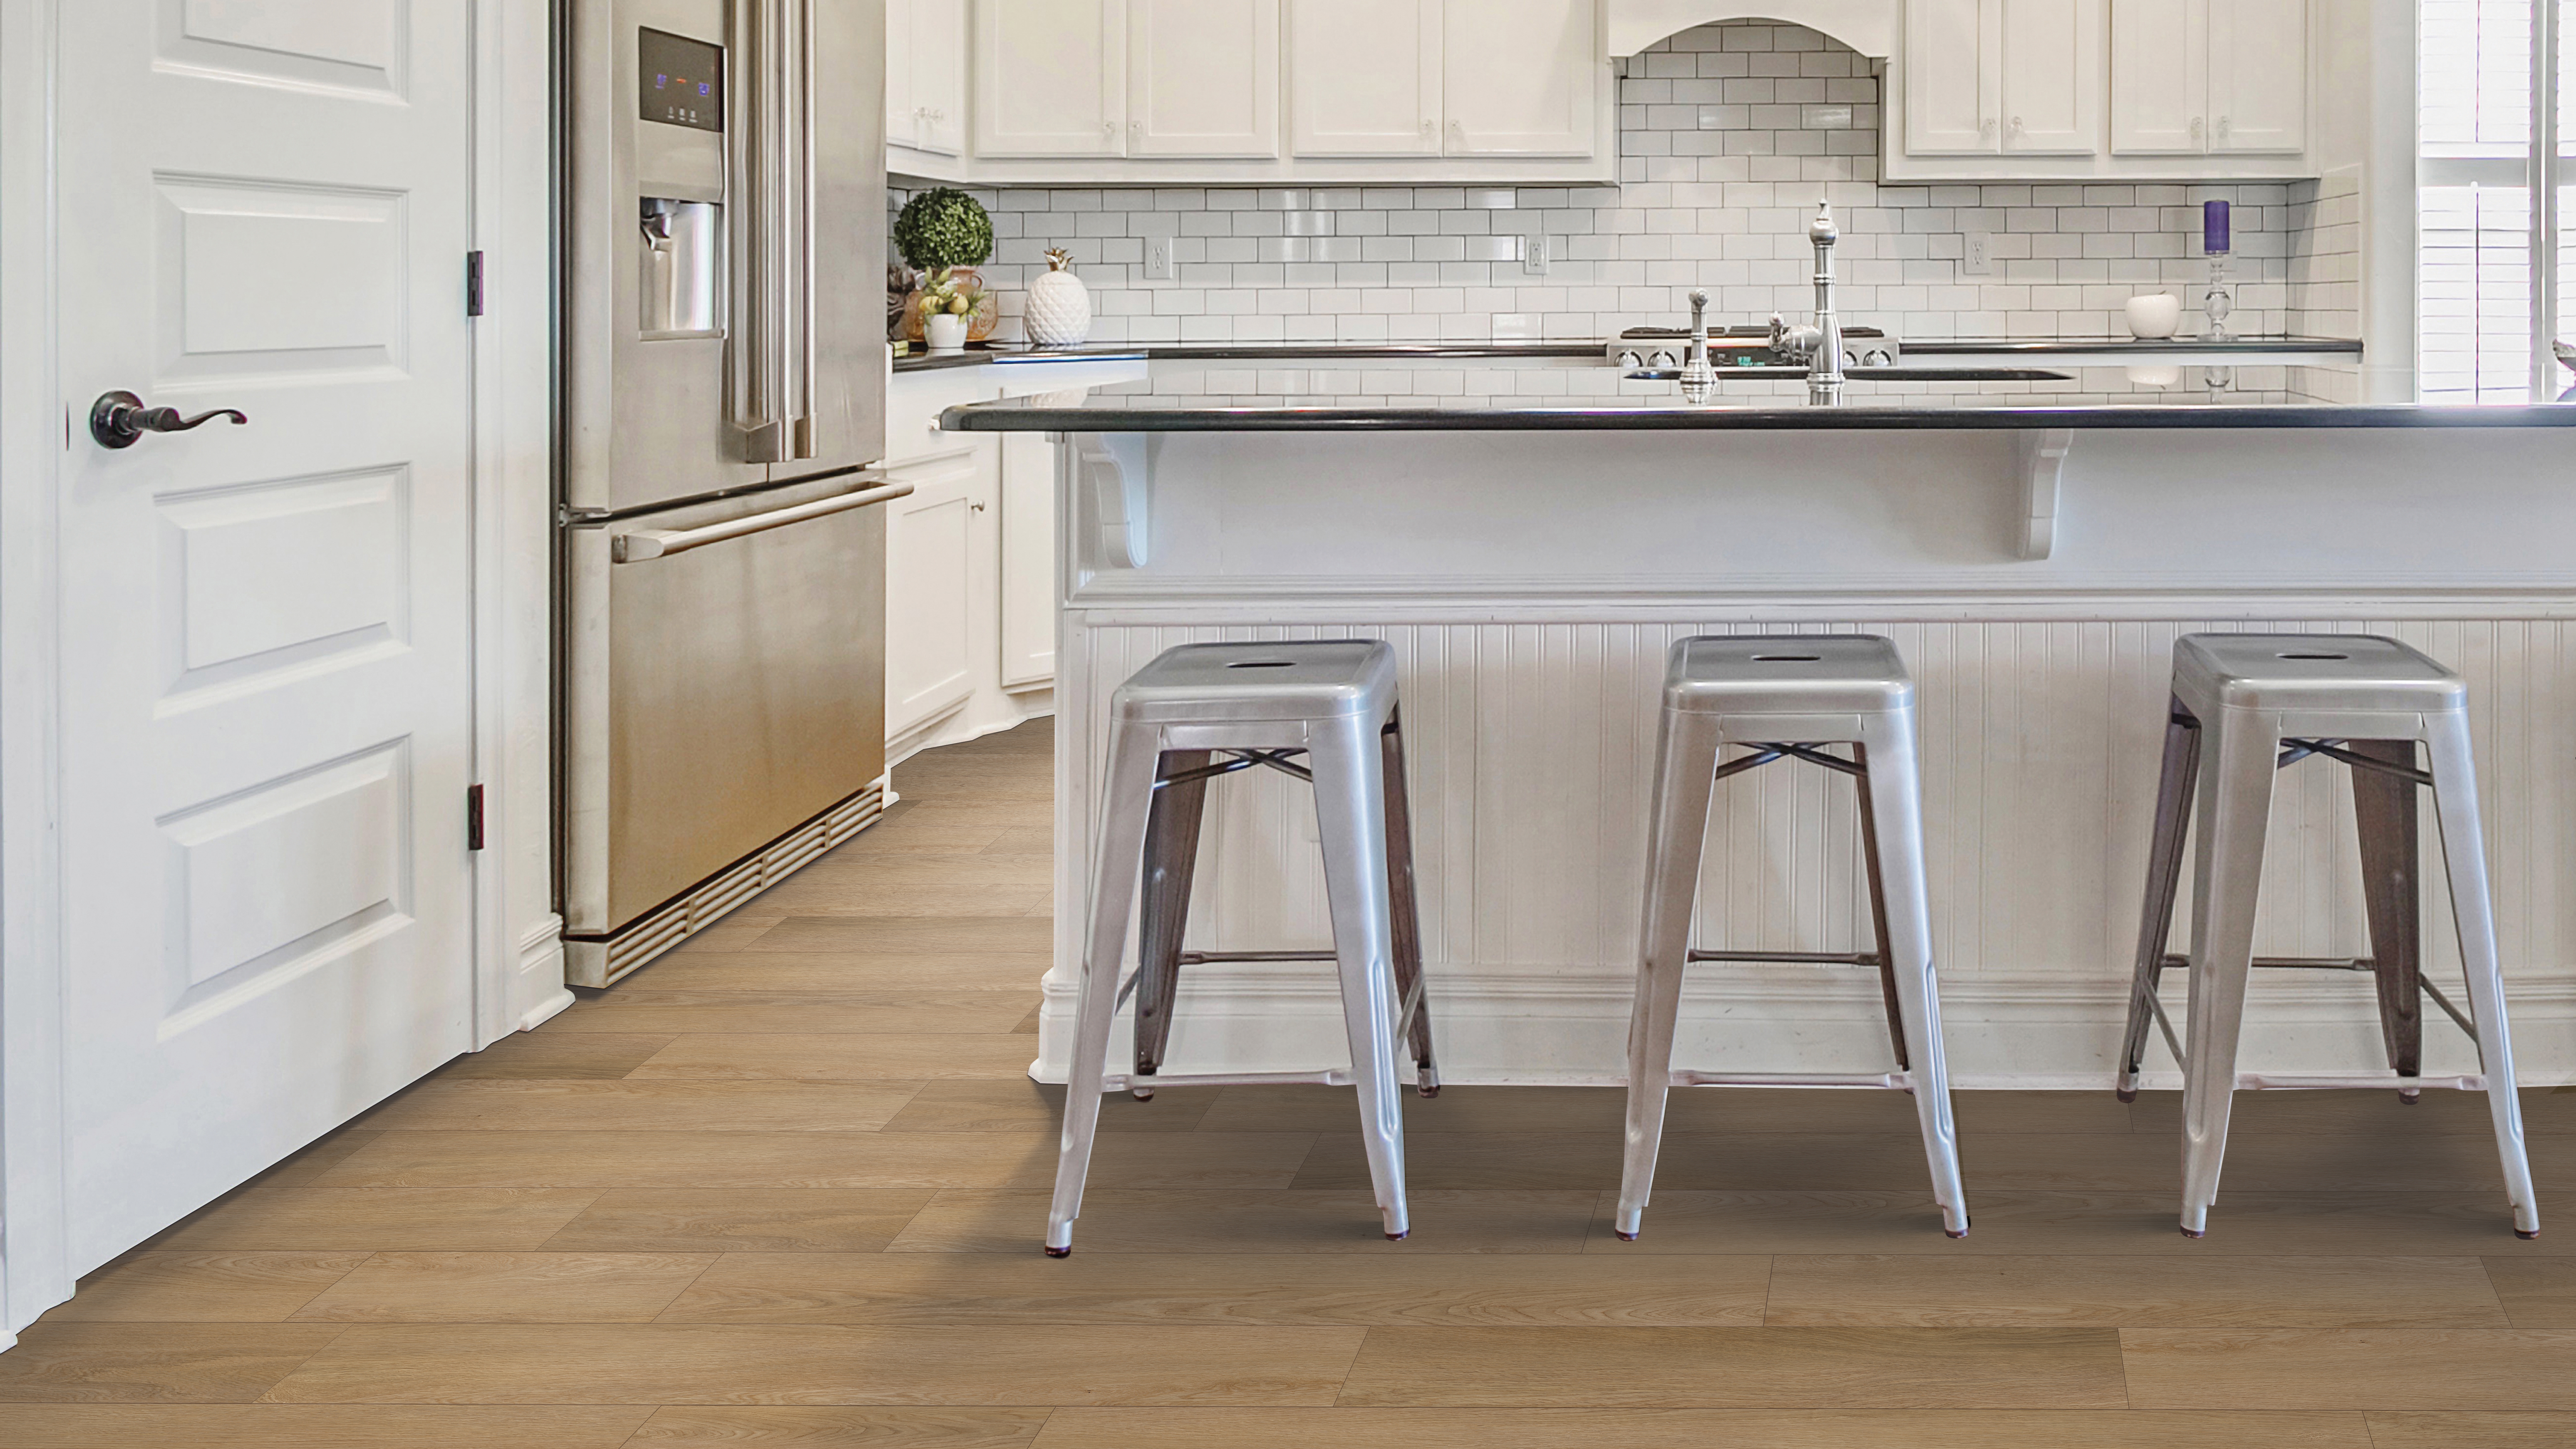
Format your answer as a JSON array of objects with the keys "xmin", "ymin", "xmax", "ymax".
[{"xmin": 2203, "ymin": 199, "xmax": 2231, "ymax": 256}]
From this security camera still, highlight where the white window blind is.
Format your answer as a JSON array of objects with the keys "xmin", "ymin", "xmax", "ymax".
[{"xmin": 2419, "ymin": 0, "xmax": 2567, "ymax": 400}]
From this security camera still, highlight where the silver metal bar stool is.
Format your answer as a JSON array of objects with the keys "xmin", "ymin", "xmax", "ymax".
[
  {"xmin": 2117, "ymin": 633, "xmax": 2539, "ymax": 1239},
  {"xmin": 1047, "ymin": 640, "xmax": 1435, "ymax": 1256},
  {"xmin": 1617, "ymin": 635, "xmax": 1970, "ymax": 1241}
]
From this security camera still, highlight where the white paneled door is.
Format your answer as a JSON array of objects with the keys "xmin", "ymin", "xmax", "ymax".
[{"xmin": 54, "ymin": 0, "xmax": 478, "ymax": 1270}]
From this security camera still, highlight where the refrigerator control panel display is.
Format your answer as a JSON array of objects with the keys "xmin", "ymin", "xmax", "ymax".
[{"xmin": 639, "ymin": 28, "xmax": 723, "ymax": 132}]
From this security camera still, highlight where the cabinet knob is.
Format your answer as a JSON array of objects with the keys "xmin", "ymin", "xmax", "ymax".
[
  {"xmin": 2191, "ymin": 115, "xmax": 2204, "ymax": 138},
  {"xmin": 971, "ymin": 502, "xmax": 987, "ymax": 513},
  {"xmin": 2216, "ymin": 115, "xmax": 2232, "ymax": 140},
  {"xmin": 1981, "ymin": 117, "xmax": 1996, "ymax": 135}
]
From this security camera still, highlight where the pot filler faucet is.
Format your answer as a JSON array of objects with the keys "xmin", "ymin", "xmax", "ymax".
[
  {"xmin": 1673, "ymin": 201, "xmax": 1846, "ymax": 406},
  {"xmin": 1804, "ymin": 201, "xmax": 1845, "ymax": 406}
]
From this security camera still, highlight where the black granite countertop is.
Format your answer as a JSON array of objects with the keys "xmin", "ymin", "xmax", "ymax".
[
  {"xmin": 940, "ymin": 369, "xmax": 2576, "ymax": 431},
  {"xmin": 892, "ymin": 337, "xmax": 2363, "ymax": 374}
]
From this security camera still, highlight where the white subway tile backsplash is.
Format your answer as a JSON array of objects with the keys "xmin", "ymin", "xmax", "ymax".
[{"xmin": 894, "ymin": 19, "xmax": 2325, "ymax": 347}]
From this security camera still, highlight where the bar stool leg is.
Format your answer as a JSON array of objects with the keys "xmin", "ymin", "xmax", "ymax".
[
  {"xmin": 2423, "ymin": 710, "xmax": 2542, "ymax": 1238},
  {"xmin": 2120, "ymin": 703, "xmax": 2201, "ymax": 1101},
  {"xmin": 2178, "ymin": 710, "xmax": 2279, "ymax": 1238},
  {"xmin": 1615, "ymin": 710, "xmax": 1720, "ymax": 1241},
  {"xmin": 1132, "ymin": 750, "xmax": 1214, "ymax": 1099},
  {"xmin": 1850, "ymin": 751, "xmax": 1909, "ymax": 1071},
  {"xmin": 1381, "ymin": 714, "xmax": 1439, "ymax": 1096},
  {"xmin": 1311, "ymin": 714, "xmax": 1411, "ymax": 1240},
  {"xmin": 1046, "ymin": 718, "xmax": 1164, "ymax": 1256},
  {"xmin": 1861, "ymin": 707, "xmax": 1969, "ymax": 1238},
  {"xmin": 2347, "ymin": 739, "xmax": 2424, "ymax": 1101}
]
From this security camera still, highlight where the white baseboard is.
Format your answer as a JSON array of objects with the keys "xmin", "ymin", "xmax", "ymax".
[
  {"xmin": 1029, "ymin": 962, "xmax": 2576, "ymax": 1090},
  {"xmin": 512, "ymin": 916, "xmax": 570, "ymax": 1032}
]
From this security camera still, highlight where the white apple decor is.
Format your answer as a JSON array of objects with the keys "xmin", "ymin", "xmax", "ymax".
[{"xmin": 1025, "ymin": 248, "xmax": 1093, "ymax": 347}]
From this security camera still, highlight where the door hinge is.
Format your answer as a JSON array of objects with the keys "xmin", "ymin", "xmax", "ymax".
[
  {"xmin": 465, "ymin": 251, "xmax": 485, "ymax": 317},
  {"xmin": 466, "ymin": 784, "xmax": 486, "ymax": 851}
]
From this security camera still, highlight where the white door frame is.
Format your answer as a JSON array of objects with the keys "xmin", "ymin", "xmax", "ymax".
[{"xmin": 0, "ymin": 0, "xmax": 565, "ymax": 1341}]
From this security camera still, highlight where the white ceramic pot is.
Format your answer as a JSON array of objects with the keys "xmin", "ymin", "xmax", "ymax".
[
  {"xmin": 2125, "ymin": 293, "xmax": 2182, "ymax": 340},
  {"xmin": 1025, "ymin": 248, "xmax": 1093, "ymax": 346},
  {"xmin": 924, "ymin": 312, "xmax": 968, "ymax": 351}
]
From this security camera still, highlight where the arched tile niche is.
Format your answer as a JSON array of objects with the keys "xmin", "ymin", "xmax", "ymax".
[{"xmin": 1609, "ymin": 0, "xmax": 1896, "ymax": 59}]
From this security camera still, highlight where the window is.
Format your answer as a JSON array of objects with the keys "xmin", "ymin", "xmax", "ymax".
[{"xmin": 2418, "ymin": 0, "xmax": 2569, "ymax": 401}]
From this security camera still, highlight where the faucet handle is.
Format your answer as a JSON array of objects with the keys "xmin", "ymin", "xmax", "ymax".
[{"xmin": 1688, "ymin": 288, "xmax": 1709, "ymax": 310}]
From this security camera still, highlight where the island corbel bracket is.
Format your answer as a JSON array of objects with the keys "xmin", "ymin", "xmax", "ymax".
[
  {"xmin": 1072, "ymin": 431, "xmax": 1149, "ymax": 569},
  {"xmin": 2014, "ymin": 428, "xmax": 2075, "ymax": 561}
]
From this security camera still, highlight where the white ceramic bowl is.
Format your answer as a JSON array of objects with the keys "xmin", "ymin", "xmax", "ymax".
[{"xmin": 2125, "ymin": 293, "xmax": 2182, "ymax": 340}]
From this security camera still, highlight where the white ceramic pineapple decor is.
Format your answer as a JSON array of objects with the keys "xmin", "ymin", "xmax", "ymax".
[{"xmin": 1024, "ymin": 248, "xmax": 1092, "ymax": 347}]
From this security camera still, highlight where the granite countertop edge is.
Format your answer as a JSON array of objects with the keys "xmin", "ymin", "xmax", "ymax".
[{"xmin": 936, "ymin": 400, "xmax": 2576, "ymax": 432}]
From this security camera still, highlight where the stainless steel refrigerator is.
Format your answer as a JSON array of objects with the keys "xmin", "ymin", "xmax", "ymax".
[{"xmin": 558, "ymin": 0, "xmax": 892, "ymax": 986}]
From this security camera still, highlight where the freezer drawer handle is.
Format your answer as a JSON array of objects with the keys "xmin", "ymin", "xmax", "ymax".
[{"xmin": 610, "ymin": 482, "xmax": 912, "ymax": 563}]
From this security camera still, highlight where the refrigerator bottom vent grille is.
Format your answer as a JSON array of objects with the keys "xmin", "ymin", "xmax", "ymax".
[{"xmin": 565, "ymin": 782, "xmax": 888, "ymax": 988}]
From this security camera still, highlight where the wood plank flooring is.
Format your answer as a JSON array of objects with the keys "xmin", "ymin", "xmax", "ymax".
[{"xmin": 8, "ymin": 717, "xmax": 2575, "ymax": 1447}]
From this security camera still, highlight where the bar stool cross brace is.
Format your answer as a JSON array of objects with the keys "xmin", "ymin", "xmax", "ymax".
[{"xmin": 2119, "ymin": 718, "xmax": 2485, "ymax": 1108}]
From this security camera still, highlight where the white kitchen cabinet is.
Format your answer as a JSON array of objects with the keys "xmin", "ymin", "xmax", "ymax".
[
  {"xmin": 1290, "ymin": 0, "xmax": 1440, "ymax": 156},
  {"xmin": 906, "ymin": 0, "xmax": 1607, "ymax": 182},
  {"xmin": 1905, "ymin": 0, "xmax": 1993, "ymax": 153},
  {"xmin": 1128, "ymin": 0, "xmax": 1279, "ymax": 158},
  {"xmin": 2108, "ymin": 0, "xmax": 2203, "ymax": 153},
  {"xmin": 885, "ymin": 464, "xmax": 980, "ymax": 743},
  {"xmin": 973, "ymin": 0, "xmax": 1126, "ymax": 157},
  {"xmin": 1895, "ymin": 0, "xmax": 2311, "ymax": 178},
  {"xmin": 2001, "ymin": 0, "xmax": 2098, "ymax": 153},
  {"xmin": 2207, "ymin": 0, "xmax": 2305, "ymax": 153},
  {"xmin": 1444, "ymin": 0, "xmax": 1597, "ymax": 156},
  {"xmin": 997, "ymin": 430, "xmax": 1057, "ymax": 689},
  {"xmin": 1905, "ymin": 0, "xmax": 2099, "ymax": 157},
  {"xmin": 889, "ymin": 0, "xmax": 970, "ymax": 157},
  {"xmin": 882, "ymin": 358, "xmax": 1140, "ymax": 763},
  {"xmin": 915, "ymin": 0, "xmax": 969, "ymax": 155},
  {"xmin": 2110, "ymin": 0, "xmax": 2303, "ymax": 156},
  {"xmin": 888, "ymin": 0, "xmax": 916, "ymax": 147}
]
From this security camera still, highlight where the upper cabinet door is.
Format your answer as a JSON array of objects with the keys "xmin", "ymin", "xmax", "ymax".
[
  {"xmin": 1999, "ymin": 0, "xmax": 2100, "ymax": 153},
  {"xmin": 2109, "ymin": 0, "xmax": 2205, "ymax": 154},
  {"xmin": 1129, "ymin": 0, "xmax": 1280, "ymax": 157},
  {"xmin": 2207, "ymin": 0, "xmax": 2304, "ymax": 152},
  {"xmin": 974, "ymin": 0, "xmax": 1126, "ymax": 157},
  {"xmin": 1906, "ymin": 0, "xmax": 1998, "ymax": 154},
  {"xmin": 1444, "ymin": 0, "xmax": 1597, "ymax": 156},
  {"xmin": 887, "ymin": 0, "xmax": 919, "ymax": 147},
  {"xmin": 914, "ymin": 0, "xmax": 970, "ymax": 155},
  {"xmin": 1291, "ymin": 0, "xmax": 1440, "ymax": 156}
]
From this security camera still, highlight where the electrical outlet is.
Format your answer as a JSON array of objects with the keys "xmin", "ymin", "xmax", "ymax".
[
  {"xmin": 1143, "ymin": 237, "xmax": 1175, "ymax": 282},
  {"xmin": 1964, "ymin": 232, "xmax": 1993, "ymax": 276},
  {"xmin": 1523, "ymin": 234, "xmax": 1551, "ymax": 276}
]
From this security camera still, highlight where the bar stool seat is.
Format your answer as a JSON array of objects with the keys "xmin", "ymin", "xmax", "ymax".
[
  {"xmin": 1618, "ymin": 635, "xmax": 1970, "ymax": 1241},
  {"xmin": 2119, "ymin": 633, "xmax": 2539, "ymax": 1239},
  {"xmin": 1047, "ymin": 640, "xmax": 1435, "ymax": 1256}
]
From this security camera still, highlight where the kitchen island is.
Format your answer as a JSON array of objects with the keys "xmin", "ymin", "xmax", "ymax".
[{"xmin": 942, "ymin": 356, "xmax": 2576, "ymax": 1090}]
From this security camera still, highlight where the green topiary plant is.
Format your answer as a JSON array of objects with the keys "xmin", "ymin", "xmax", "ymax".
[{"xmin": 893, "ymin": 188, "xmax": 993, "ymax": 274}]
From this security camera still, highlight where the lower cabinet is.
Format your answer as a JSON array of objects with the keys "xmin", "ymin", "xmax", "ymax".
[
  {"xmin": 884, "ymin": 362, "xmax": 1082, "ymax": 767},
  {"xmin": 997, "ymin": 429, "xmax": 1058, "ymax": 689},
  {"xmin": 884, "ymin": 463, "xmax": 980, "ymax": 744}
]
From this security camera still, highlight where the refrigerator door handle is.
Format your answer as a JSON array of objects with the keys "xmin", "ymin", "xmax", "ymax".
[
  {"xmin": 611, "ymin": 480, "xmax": 911, "ymax": 563},
  {"xmin": 793, "ymin": 0, "xmax": 818, "ymax": 460},
  {"xmin": 735, "ymin": 0, "xmax": 815, "ymax": 463}
]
